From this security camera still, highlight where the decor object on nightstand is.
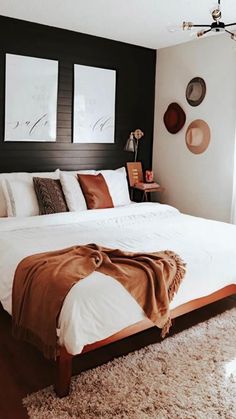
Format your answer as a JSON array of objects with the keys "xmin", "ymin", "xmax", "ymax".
[
  {"xmin": 185, "ymin": 119, "xmax": 211, "ymax": 154},
  {"xmin": 124, "ymin": 129, "xmax": 144, "ymax": 162},
  {"xmin": 145, "ymin": 170, "xmax": 154, "ymax": 183},
  {"xmin": 186, "ymin": 77, "xmax": 206, "ymax": 107},
  {"xmin": 126, "ymin": 162, "xmax": 164, "ymax": 202},
  {"xmin": 163, "ymin": 103, "xmax": 186, "ymax": 134}
]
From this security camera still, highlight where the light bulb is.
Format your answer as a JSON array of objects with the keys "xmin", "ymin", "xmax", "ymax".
[
  {"xmin": 231, "ymin": 33, "xmax": 236, "ymax": 41},
  {"xmin": 183, "ymin": 21, "xmax": 193, "ymax": 31},
  {"xmin": 197, "ymin": 30, "xmax": 205, "ymax": 38},
  {"xmin": 212, "ymin": 8, "xmax": 221, "ymax": 21}
]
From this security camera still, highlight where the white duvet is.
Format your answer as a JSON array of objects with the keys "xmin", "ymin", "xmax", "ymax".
[{"xmin": 0, "ymin": 202, "xmax": 236, "ymax": 355}]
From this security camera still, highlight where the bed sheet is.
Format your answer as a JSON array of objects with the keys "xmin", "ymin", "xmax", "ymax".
[{"xmin": 0, "ymin": 202, "xmax": 236, "ymax": 355}]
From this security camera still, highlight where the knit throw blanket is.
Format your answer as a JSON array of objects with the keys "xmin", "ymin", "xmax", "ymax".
[{"xmin": 12, "ymin": 244, "xmax": 186, "ymax": 359}]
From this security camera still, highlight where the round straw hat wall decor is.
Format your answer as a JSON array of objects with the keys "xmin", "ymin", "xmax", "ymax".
[
  {"xmin": 186, "ymin": 77, "xmax": 206, "ymax": 107},
  {"xmin": 185, "ymin": 119, "xmax": 211, "ymax": 154}
]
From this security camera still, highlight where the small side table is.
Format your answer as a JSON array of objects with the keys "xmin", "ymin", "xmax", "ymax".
[{"xmin": 133, "ymin": 182, "xmax": 164, "ymax": 202}]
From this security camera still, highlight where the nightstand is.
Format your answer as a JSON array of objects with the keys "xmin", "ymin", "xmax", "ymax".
[
  {"xmin": 126, "ymin": 162, "xmax": 164, "ymax": 202},
  {"xmin": 133, "ymin": 182, "xmax": 164, "ymax": 202}
]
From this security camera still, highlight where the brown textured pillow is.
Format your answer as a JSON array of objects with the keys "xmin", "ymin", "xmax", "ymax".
[
  {"xmin": 33, "ymin": 178, "xmax": 68, "ymax": 215},
  {"xmin": 77, "ymin": 173, "xmax": 114, "ymax": 209}
]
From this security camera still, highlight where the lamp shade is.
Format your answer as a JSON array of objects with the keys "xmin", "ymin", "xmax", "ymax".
[
  {"xmin": 124, "ymin": 132, "xmax": 135, "ymax": 152},
  {"xmin": 124, "ymin": 129, "xmax": 144, "ymax": 162}
]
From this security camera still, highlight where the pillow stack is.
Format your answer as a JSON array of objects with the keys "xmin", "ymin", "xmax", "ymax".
[
  {"xmin": 98, "ymin": 167, "xmax": 131, "ymax": 207},
  {"xmin": 59, "ymin": 167, "xmax": 131, "ymax": 212},
  {"xmin": 59, "ymin": 170, "xmax": 96, "ymax": 212},
  {"xmin": 0, "ymin": 169, "xmax": 60, "ymax": 217},
  {"xmin": 0, "ymin": 167, "xmax": 131, "ymax": 217}
]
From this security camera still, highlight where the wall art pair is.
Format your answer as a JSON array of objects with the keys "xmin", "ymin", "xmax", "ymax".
[{"xmin": 4, "ymin": 53, "xmax": 116, "ymax": 143}]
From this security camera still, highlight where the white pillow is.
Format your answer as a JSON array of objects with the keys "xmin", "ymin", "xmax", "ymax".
[
  {"xmin": 60, "ymin": 170, "xmax": 96, "ymax": 212},
  {"xmin": 2, "ymin": 178, "xmax": 40, "ymax": 217},
  {"xmin": 0, "ymin": 186, "xmax": 7, "ymax": 217},
  {"xmin": 98, "ymin": 167, "xmax": 131, "ymax": 207},
  {"xmin": 1, "ymin": 170, "xmax": 60, "ymax": 217}
]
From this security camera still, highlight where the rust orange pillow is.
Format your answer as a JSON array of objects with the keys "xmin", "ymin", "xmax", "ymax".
[{"xmin": 77, "ymin": 173, "xmax": 114, "ymax": 209}]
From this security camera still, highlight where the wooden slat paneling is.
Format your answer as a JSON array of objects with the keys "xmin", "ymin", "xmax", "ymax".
[{"xmin": 0, "ymin": 16, "xmax": 156, "ymax": 173}]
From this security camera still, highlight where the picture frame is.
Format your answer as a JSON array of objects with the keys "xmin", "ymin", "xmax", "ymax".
[
  {"xmin": 73, "ymin": 64, "xmax": 116, "ymax": 143},
  {"xmin": 4, "ymin": 53, "xmax": 58, "ymax": 142}
]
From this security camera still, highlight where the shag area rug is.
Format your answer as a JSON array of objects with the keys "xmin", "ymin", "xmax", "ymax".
[{"xmin": 23, "ymin": 308, "xmax": 236, "ymax": 419}]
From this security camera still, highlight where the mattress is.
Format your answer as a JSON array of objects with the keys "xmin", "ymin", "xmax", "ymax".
[{"xmin": 0, "ymin": 202, "xmax": 236, "ymax": 355}]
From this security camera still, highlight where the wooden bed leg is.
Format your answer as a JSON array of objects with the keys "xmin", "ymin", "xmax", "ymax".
[{"xmin": 54, "ymin": 346, "xmax": 73, "ymax": 397}]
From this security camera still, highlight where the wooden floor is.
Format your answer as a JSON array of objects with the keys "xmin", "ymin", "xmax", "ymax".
[{"xmin": 0, "ymin": 296, "xmax": 235, "ymax": 419}]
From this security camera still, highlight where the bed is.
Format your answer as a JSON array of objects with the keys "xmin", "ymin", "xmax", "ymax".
[{"xmin": 0, "ymin": 201, "xmax": 236, "ymax": 396}]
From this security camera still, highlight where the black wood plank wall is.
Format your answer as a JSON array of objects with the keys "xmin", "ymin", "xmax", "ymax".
[{"xmin": 0, "ymin": 16, "xmax": 156, "ymax": 173}]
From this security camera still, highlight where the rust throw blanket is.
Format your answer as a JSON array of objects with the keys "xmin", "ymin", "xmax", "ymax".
[{"xmin": 12, "ymin": 244, "xmax": 186, "ymax": 359}]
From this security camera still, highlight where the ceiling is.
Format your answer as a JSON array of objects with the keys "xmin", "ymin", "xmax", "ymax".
[{"xmin": 1, "ymin": 0, "xmax": 236, "ymax": 49}]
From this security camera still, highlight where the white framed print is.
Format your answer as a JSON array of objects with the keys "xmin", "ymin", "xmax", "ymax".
[
  {"xmin": 4, "ymin": 53, "xmax": 58, "ymax": 142},
  {"xmin": 73, "ymin": 64, "xmax": 116, "ymax": 143}
]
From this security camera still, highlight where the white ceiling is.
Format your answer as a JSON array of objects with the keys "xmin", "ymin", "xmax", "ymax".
[{"xmin": 1, "ymin": 0, "xmax": 236, "ymax": 49}]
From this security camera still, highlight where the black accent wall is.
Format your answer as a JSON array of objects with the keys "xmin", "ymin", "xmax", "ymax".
[{"xmin": 0, "ymin": 16, "xmax": 156, "ymax": 173}]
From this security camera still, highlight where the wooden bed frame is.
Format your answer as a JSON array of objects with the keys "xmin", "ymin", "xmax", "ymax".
[{"xmin": 54, "ymin": 284, "xmax": 236, "ymax": 397}]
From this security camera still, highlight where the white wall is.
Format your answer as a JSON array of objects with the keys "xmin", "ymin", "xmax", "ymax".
[{"xmin": 153, "ymin": 35, "xmax": 236, "ymax": 222}]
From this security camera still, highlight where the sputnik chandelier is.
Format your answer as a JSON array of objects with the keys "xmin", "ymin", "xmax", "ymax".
[{"xmin": 183, "ymin": 0, "xmax": 236, "ymax": 40}]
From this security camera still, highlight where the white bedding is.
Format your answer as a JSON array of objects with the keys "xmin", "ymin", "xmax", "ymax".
[{"xmin": 0, "ymin": 202, "xmax": 236, "ymax": 355}]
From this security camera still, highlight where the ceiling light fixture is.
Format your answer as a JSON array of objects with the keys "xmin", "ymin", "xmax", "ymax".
[{"xmin": 183, "ymin": 0, "xmax": 236, "ymax": 40}]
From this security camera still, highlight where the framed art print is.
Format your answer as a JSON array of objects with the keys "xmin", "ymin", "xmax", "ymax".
[
  {"xmin": 5, "ymin": 53, "xmax": 58, "ymax": 142},
  {"xmin": 73, "ymin": 64, "xmax": 116, "ymax": 143}
]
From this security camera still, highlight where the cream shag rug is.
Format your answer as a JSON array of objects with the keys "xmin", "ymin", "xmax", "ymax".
[{"xmin": 23, "ymin": 308, "xmax": 236, "ymax": 419}]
